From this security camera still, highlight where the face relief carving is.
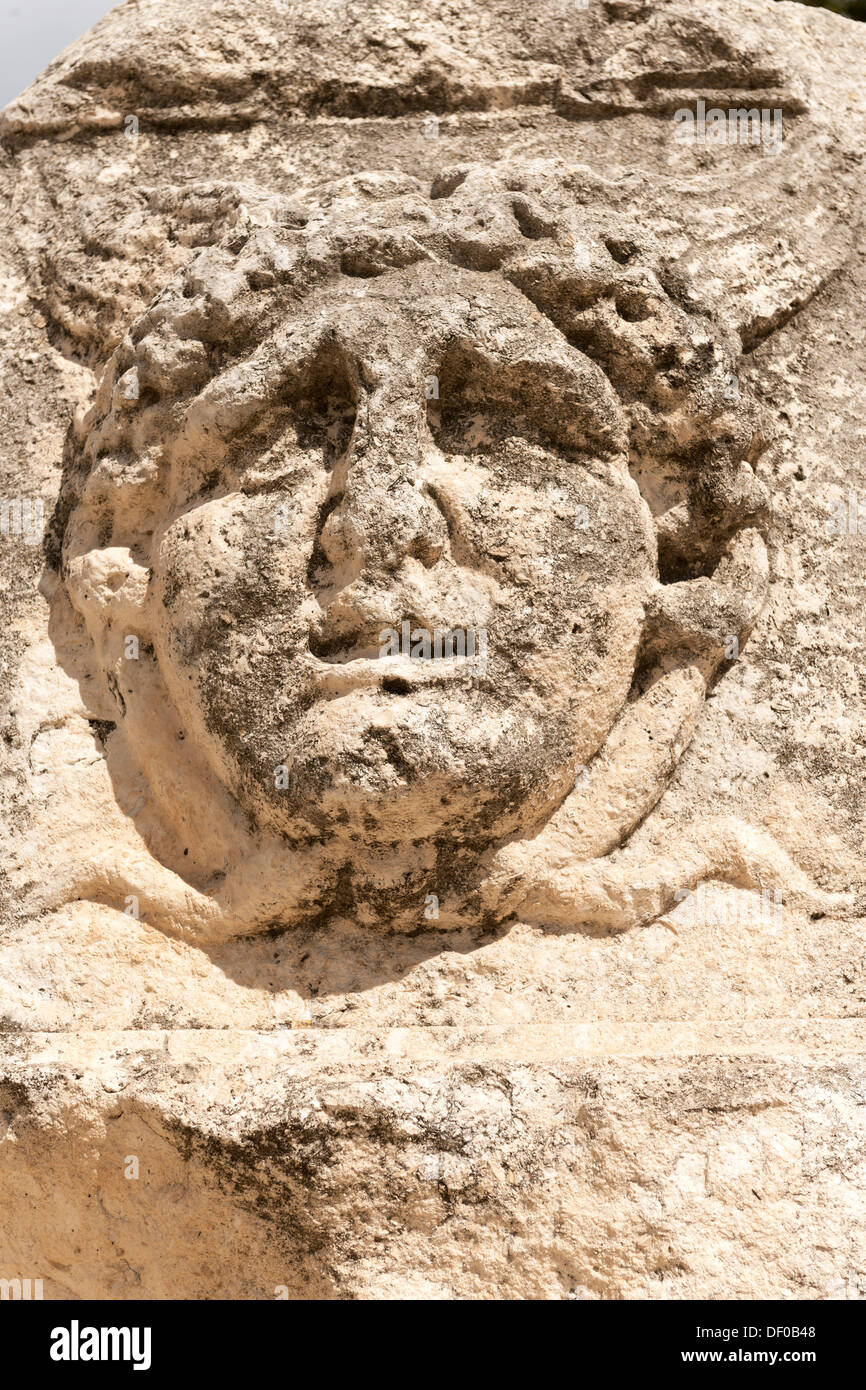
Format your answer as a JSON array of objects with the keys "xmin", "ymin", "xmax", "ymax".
[
  {"xmin": 42, "ymin": 166, "xmax": 847, "ymax": 939},
  {"xmin": 149, "ymin": 273, "xmax": 653, "ymax": 852}
]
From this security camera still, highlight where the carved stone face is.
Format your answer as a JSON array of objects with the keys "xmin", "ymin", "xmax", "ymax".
[
  {"xmin": 58, "ymin": 169, "xmax": 768, "ymax": 934},
  {"xmin": 146, "ymin": 264, "xmax": 654, "ymax": 847}
]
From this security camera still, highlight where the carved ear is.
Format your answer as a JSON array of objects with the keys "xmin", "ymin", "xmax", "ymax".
[{"xmin": 65, "ymin": 547, "xmax": 150, "ymax": 636}]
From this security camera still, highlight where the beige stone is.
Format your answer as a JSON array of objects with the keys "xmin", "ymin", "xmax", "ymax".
[{"xmin": 0, "ymin": 0, "xmax": 865, "ymax": 1299}]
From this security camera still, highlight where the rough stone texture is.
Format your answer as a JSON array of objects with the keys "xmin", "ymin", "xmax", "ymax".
[{"xmin": 0, "ymin": 0, "xmax": 865, "ymax": 1299}]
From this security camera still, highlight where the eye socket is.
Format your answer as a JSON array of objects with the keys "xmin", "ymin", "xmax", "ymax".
[
  {"xmin": 427, "ymin": 343, "xmax": 541, "ymax": 459},
  {"xmin": 290, "ymin": 349, "xmax": 358, "ymax": 467},
  {"xmin": 427, "ymin": 402, "xmax": 545, "ymax": 470},
  {"xmin": 426, "ymin": 339, "xmax": 616, "ymax": 463},
  {"xmin": 217, "ymin": 346, "xmax": 359, "ymax": 499}
]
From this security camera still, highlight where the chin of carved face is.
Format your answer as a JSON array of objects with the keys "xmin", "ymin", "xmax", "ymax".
[{"xmin": 151, "ymin": 398, "xmax": 655, "ymax": 847}]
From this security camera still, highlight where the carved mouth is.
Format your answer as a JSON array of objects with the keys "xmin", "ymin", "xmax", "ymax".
[
  {"xmin": 308, "ymin": 622, "xmax": 397, "ymax": 664},
  {"xmin": 307, "ymin": 629, "xmax": 384, "ymax": 663},
  {"xmin": 307, "ymin": 593, "xmax": 488, "ymax": 698},
  {"xmin": 310, "ymin": 651, "xmax": 481, "ymax": 697},
  {"xmin": 307, "ymin": 614, "xmax": 484, "ymax": 696},
  {"xmin": 308, "ymin": 618, "xmax": 445, "ymax": 665}
]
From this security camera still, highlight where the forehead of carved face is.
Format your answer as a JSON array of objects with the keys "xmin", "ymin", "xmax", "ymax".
[{"xmin": 70, "ymin": 262, "xmax": 657, "ymax": 846}]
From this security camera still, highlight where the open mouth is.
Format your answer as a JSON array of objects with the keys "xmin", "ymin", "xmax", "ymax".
[
  {"xmin": 309, "ymin": 649, "xmax": 482, "ymax": 697},
  {"xmin": 308, "ymin": 628, "xmax": 390, "ymax": 664},
  {"xmin": 307, "ymin": 618, "xmax": 485, "ymax": 696},
  {"xmin": 308, "ymin": 611, "xmax": 436, "ymax": 664}
]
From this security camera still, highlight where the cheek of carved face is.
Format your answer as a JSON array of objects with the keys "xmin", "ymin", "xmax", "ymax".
[
  {"xmin": 150, "ymin": 430, "xmax": 654, "ymax": 848},
  {"xmin": 151, "ymin": 475, "xmax": 325, "ymax": 828}
]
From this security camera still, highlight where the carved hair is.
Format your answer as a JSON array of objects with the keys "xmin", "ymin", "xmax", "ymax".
[{"xmin": 56, "ymin": 161, "xmax": 770, "ymax": 625}]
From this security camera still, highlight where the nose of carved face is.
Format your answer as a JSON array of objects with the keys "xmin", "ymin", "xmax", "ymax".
[
  {"xmin": 303, "ymin": 367, "xmax": 462, "ymax": 668},
  {"xmin": 314, "ymin": 477, "xmax": 447, "ymax": 581}
]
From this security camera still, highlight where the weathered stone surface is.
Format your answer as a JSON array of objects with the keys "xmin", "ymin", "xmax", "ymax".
[
  {"xmin": 1, "ymin": 0, "xmax": 865, "ymax": 1299},
  {"xmin": 3, "ymin": 1030, "xmax": 866, "ymax": 1300}
]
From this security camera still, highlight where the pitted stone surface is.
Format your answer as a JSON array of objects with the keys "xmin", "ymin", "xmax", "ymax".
[{"xmin": 1, "ymin": 0, "xmax": 865, "ymax": 1299}]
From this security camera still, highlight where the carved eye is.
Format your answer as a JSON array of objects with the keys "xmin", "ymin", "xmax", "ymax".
[
  {"xmin": 288, "ymin": 348, "xmax": 358, "ymax": 468},
  {"xmin": 234, "ymin": 347, "xmax": 358, "ymax": 497},
  {"xmin": 426, "ymin": 339, "xmax": 620, "ymax": 464}
]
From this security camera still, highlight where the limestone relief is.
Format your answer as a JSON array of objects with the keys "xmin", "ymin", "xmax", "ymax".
[
  {"xmin": 2, "ymin": 0, "xmax": 865, "ymax": 1305},
  {"xmin": 6, "ymin": 165, "xmax": 845, "ymax": 940}
]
